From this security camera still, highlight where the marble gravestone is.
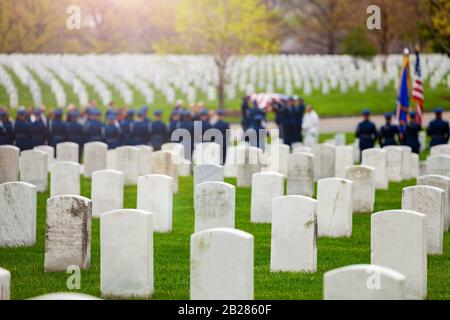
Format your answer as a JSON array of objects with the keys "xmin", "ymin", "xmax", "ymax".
[
  {"xmin": 30, "ymin": 293, "xmax": 100, "ymax": 300},
  {"xmin": 384, "ymin": 147, "xmax": 403, "ymax": 182},
  {"xmin": 194, "ymin": 164, "xmax": 224, "ymax": 187},
  {"xmin": 194, "ymin": 182, "xmax": 235, "ymax": 232},
  {"xmin": 411, "ymin": 153, "xmax": 420, "ymax": 179},
  {"xmin": 267, "ymin": 144, "xmax": 290, "ymax": 176},
  {"xmin": 417, "ymin": 175, "xmax": 450, "ymax": 232},
  {"xmin": 101, "ymin": 209, "xmax": 153, "ymax": 299},
  {"xmin": 91, "ymin": 170, "xmax": 124, "ymax": 218},
  {"xmin": 83, "ymin": 142, "xmax": 107, "ymax": 178},
  {"xmin": 431, "ymin": 145, "xmax": 450, "ymax": 157},
  {"xmin": 371, "ymin": 210, "xmax": 427, "ymax": 300},
  {"xmin": 151, "ymin": 151, "xmax": 179, "ymax": 193},
  {"xmin": 287, "ymin": 152, "xmax": 314, "ymax": 197},
  {"xmin": 399, "ymin": 146, "xmax": 412, "ymax": 180},
  {"xmin": 0, "ymin": 267, "xmax": 10, "ymax": 300},
  {"xmin": 324, "ymin": 265, "xmax": 406, "ymax": 300},
  {"xmin": 190, "ymin": 228, "xmax": 254, "ymax": 300},
  {"xmin": 317, "ymin": 178, "xmax": 353, "ymax": 238},
  {"xmin": 224, "ymin": 146, "xmax": 238, "ymax": 178},
  {"xmin": 335, "ymin": 146, "xmax": 354, "ymax": 178},
  {"xmin": 194, "ymin": 143, "xmax": 221, "ymax": 166},
  {"xmin": 56, "ymin": 142, "xmax": 79, "ymax": 163},
  {"xmin": 0, "ymin": 145, "xmax": 19, "ymax": 184},
  {"xmin": 19, "ymin": 150, "xmax": 48, "ymax": 192},
  {"xmin": 50, "ymin": 162, "xmax": 80, "ymax": 197},
  {"xmin": 0, "ymin": 182, "xmax": 36, "ymax": 247},
  {"xmin": 115, "ymin": 146, "xmax": 140, "ymax": 186},
  {"xmin": 162, "ymin": 143, "xmax": 185, "ymax": 160},
  {"xmin": 271, "ymin": 196, "xmax": 318, "ymax": 272},
  {"xmin": 45, "ymin": 195, "xmax": 92, "ymax": 272},
  {"xmin": 345, "ymin": 165, "xmax": 375, "ymax": 214},
  {"xmin": 313, "ymin": 144, "xmax": 336, "ymax": 181},
  {"xmin": 251, "ymin": 172, "xmax": 284, "ymax": 224},
  {"xmin": 106, "ymin": 150, "xmax": 117, "ymax": 170},
  {"xmin": 402, "ymin": 186, "xmax": 445, "ymax": 255},
  {"xmin": 34, "ymin": 145, "xmax": 55, "ymax": 170},
  {"xmin": 137, "ymin": 174, "xmax": 173, "ymax": 233},
  {"xmin": 362, "ymin": 148, "xmax": 388, "ymax": 190},
  {"xmin": 236, "ymin": 146, "xmax": 261, "ymax": 187},
  {"xmin": 137, "ymin": 145, "xmax": 153, "ymax": 176},
  {"xmin": 427, "ymin": 155, "xmax": 450, "ymax": 178}
]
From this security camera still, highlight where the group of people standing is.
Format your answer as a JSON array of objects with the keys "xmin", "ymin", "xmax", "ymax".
[{"xmin": 356, "ymin": 108, "xmax": 450, "ymax": 154}]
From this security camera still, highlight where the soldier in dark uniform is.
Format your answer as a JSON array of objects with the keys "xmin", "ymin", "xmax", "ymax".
[
  {"xmin": 180, "ymin": 110, "xmax": 195, "ymax": 159},
  {"xmin": 356, "ymin": 109, "xmax": 378, "ymax": 153},
  {"xmin": 67, "ymin": 110, "xmax": 84, "ymax": 150},
  {"xmin": 293, "ymin": 96, "xmax": 305, "ymax": 143},
  {"xmin": 49, "ymin": 108, "xmax": 67, "ymax": 148},
  {"xmin": 120, "ymin": 109, "xmax": 135, "ymax": 146},
  {"xmin": 104, "ymin": 113, "xmax": 122, "ymax": 149},
  {"xmin": 84, "ymin": 109, "xmax": 104, "ymax": 143},
  {"xmin": 0, "ymin": 108, "xmax": 14, "ymax": 145},
  {"xmin": 213, "ymin": 109, "xmax": 230, "ymax": 164},
  {"xmin": 14, "ymin": 109, "xmax": 32, "ymax": 151},
  {"xmin": 427, "ymin": 108, "xmax": 450, "ymax": 148},
  {"xmin": 169, "ymin": 110, "xmax": 182, "ymax": 136},
  {"xmin": 199, "ymin": 109, "xmax": 212, "ymax": 142},
  {"xmin": 248, "ymin": 113, "xmax": 266, "ymax": 150},
  {"xmin": 129, "ymin": 109, "xmax": 150, "ymax": 146},
  {"xmin": 241, "ymin": 95, "xmax": 251, "ymax": 131},
  {"xmin": 150, "ymin": 110, "xmax": 168, "ymax": 151},
  {"xmin": 379, "ymin": 112, "xmax": 400, "ymax": 147},
  {"xmin": 404, "ymin": 111, "xmax": 422, "ymax": 154},
  {"xmin": 272, "ymin": 98, "xmax": 287, "ymax": 143},
  {"xmin": 30, "ymin": 109, "xmax": 48, "ymax": 147}
]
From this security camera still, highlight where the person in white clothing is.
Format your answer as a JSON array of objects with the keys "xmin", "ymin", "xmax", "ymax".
[{"xmin": 302, "ymin": 105, "xmax": 319, "ymax": 147}]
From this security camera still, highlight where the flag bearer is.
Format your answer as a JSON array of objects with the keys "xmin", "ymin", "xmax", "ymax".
[{"xmin": 404, "ymin": 112, "xmax": 422, "ymax": 154}]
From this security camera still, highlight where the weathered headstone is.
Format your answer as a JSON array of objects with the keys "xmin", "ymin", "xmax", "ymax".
[
  {"xmin": 271, "ymin": 196, "xmax": 318, "ymax": 272},
  {"xmin": 335, "ymin": 146, "xmax": 354, "ymax": 178},
  {"xmin": 45, "ymin": 195, "xmax": 92, "ymax": 272},
  {"xmin": 419, "ymin": 161, "xmax": 428, "ymax": 177},
  {"xmin": 313, "ymin": 144, "xmax": 336, "ymax": 181},
  {"xmin": 19, "ymin": 150, "xmax": 48, "ymax": 192},
  {"xmin": 115, "ymin": 146, "xmax": 139, "ymax": 186},
  {"xmin": 194, "ymin": 143, "xmax": 221, "ymax": 166},
  {"xmin": 177, "ymin": 159, "xmax": 192, "ymax": 177},
  {"xmin": 151, "ymin": 151, "xmax": 179, "ymax": 193},
  {"xmin": 190, "ymin": 228, "xmax": 253, "ymax": 300},
  {"xmin": 384, "ymin": 147, "xmax": 403, "ymax": 182},
  {"xmin": 236, "ymin": 146, "xmax": 261, "ymax": 187},
  {"xmin": 50, "ymin": 161, "xmax": 80, "ymax": 197},
  {"xmin": 427, "ymin": 155, "xmax": 450, "ymax": 178},
  {"xmin": 34, "ymin": 145, "xmax": 55, "ymax": 170},
  {"xmin": 56, "ymin": 142, "xmax": 79, "ymax": 163},
  {"xmin": 224, "ymin": 146, "xmax": 238, "ymax": 178},
  {"xmin": 362, "ymin": 148, "xmax": 388, "ymax": 190},
  {"xmin": 287, "ymin": 152, "xmax": 314, "ymax": 197},
  {"xmin": 194, "ymin": 164, "xmax": 224, "ymax": 187},
  {"xmin": 431, "ymin": 145, "xmax": 450, "ymax": 157},
  {"xmin": 137, "ymin": 174, "xmax": 173, "ymax": 233},
  {"xmin": 83, "ymin": 142, "xmax": 107, "ymax": 178},
  {"xmin": 91, "ymin": 170, "xmax": 124, "ymax": 218},
  {"xmin": 162, "ymin": 143, "xmax": 185, "ymax": 160},
  {"xmin": 345, "ymin": 165, "xmax": 375, "ymax": 213},
  {"xmin": 0, "ymin": 145, "xmax": 19, "ymax": 184},
  {"xmin": 137, "ymin": 145, "xmax": 153, "ymax": 176},
  {"xmin": 402, "ymin": 186, "xmax": 445, "ymax": 255},
  {"xmin": 0, "ymin": 267, "xmax": 10, "ymax": 300},
  {"xmin": 371, "ymin": 210, "xmax": 427, "ymax": 300},
  {"xmin": 0, "ymin": 182, "xmax": 36, "ymax": 247},
  {"xmin": 417, "ymin": 175, "xmax": 450, "ymax": 231},
  {"xmin": 194, "ymin": 182, "xmax": 235, "ymax": 232},
  {"xmin": 293, "ymin": 146, "xmax": 313, "ymax": 155},
  {"xmin": 267, "ymin": 144, "xmax": 290, "ymax": 176},
  {"xmin": 324, "ymin": 265, "xmax": 406, "ymax": 300},
  {"xmin": 411, "ymin": 154, "xmax": 420, "ymax": 179},
  {"xmin": 399, "ymin": 146, "xmax": 412, "ymax": 180},
  {"xmin": 101, "ymin": 209, "xmax": 153, "ymax": 299},
  {"xmin": 317, "ymin": 178, "xmax": 353, "ymax": 238},
  {"xmin": 106, "ymin": 150, "xmax": 116, "ymax": 170},
  {"xmin": 251, "ymin": 172, "xmax": 284, "ymax": 224}
]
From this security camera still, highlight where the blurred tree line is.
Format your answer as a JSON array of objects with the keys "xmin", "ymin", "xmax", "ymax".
[{"xmin": 0, "ymin": 0, "xmax": 448, "ymax": 55}]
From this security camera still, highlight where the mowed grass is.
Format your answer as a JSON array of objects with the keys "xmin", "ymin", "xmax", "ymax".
[{"xmin": 2, "ymin": 172, "xmax": 450, "ymax": 300}]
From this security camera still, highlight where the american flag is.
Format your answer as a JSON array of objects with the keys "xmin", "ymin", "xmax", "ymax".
[
  {"xmin": 250, "ymin": 93, "xmax": 284, "ymax": 110},
  {"xmin": 412, "ymin": 51, "xmax": 424, "ymax": 125}
]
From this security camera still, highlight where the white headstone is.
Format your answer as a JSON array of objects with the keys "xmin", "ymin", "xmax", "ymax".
[
  {"xmin": 317, "ymin": 178, "xmax": 353, "ymax": 238},
  {"xmin": 251, "ymin": 172, "xmax": 284, "ymax": 224},
  {"xmin": 271, "ymin": 196, "xmax": 318, "ymax": 272},
  {"xmin": 100, "ymin": 209, "xmax": 153, "ymax": 299},
  {"xmin": 0, "ymin": 182, "xmax": 36, "ymax": 247},
  {"xmin": 50, "ymin": 161, "xmax": 80, "ymax": 197},
  {"xmin": 402, "ymin": 186, "xmax": 445, "ymax": 255},
  {"xmin": 362, "ymin": 148, "xmax": 388, "ymax": 190},
  {"xmin": 0, "ymin": 145, "xmax": 19, "ymax": 184},
  {"xmin": 30, "ymin": 293, "xmax": 100, "ymax": 300},
  {"xmin": 236, "ymin": 146, "xmax": 261, "ymax": 187},
  {"xmin": 427, "ymin": 155, "xmax": 450, "ymax": 178},
  {"xmin": 56, "ymin": 142, "xmax": 79, "ymax": 163},
  {"xmin": 384, "ymin": 146, "xmax": 403, "ymax": 182},
  {"xmin": 83, "ymin": 142, "xmax": 107, "ymax": 178},
  {"xmin": 194, "ymin": 182, "xmax": 235, "ymax": 232},
  {"xmin": 411, "ymin": 154, "xmax": 420, "ymax": 179},
  {"xmin": 194, "ymin": 164, "xmax": 224, "ymax": 187},
  {"xmin": 106, "ymin": 150, "xmax": 116, "ymax": 170},
  {"xmin": 287, "ymin": 152, "xmax": 314, "ymax": 197},
  {"xmin": 194, "ymin": 143, "xmax": 221, "ymax": 166},
  {"xmin": 0, "ymin": 267, "xmax": 10, "ymax": 300},
  {"xmin": 19, "ymin": 150, "xmax": 48, "ymax": 192},
  {"xmin": 115, "ymin": 146, "xmax": 139, "ymax": 186},
  {"xmin": 151, "ymin": 151, "xmax": 179, "ymax": 193},
  {"xmin": 313, "ymin": 144, "xmax": 336, "ymax": 181},
  {"xmin": 267, "ymin": 144, "xmax": 290, "ymax": 176},
  {"xmin": 190, "ymin": 228, "xmax": 253, "ymax": 300},
  {"xmin": 34, "ymin": 145, "xmax": 55, "ymax": 170},
  {"xmin": 137, "ymin": 174, "xmax": 173, "ymax": 233},
  {"xmin": 162, "ymin": 143, "xmax": 185, "ymax": 160},
  {"xmin": 224, "ymin": 146, "xmax": 238, "ymax": 178},
  {"xmin": 335, "ymin": 146, "xmax": 354, "ymax": 178},
  {"xmin": 371, "ymin": 210, "xmax": 427, "ymax": 300},
  {"xmin": 431, "ymin": 145, "xmax": 450, "ymax": 157},
  {"xmin": 345, "ymin": 165, "xmax": 375, "ymax": 214},
  {"xmin": 177, "ymin": 159, "xmax": 192, "ymax": 177},
  {"xmin": 137, "ymin": 145, "xmax": 153, "ymax": 176},
  {"xmin": 399, "ymin": 146, "xmax": 412, "ymax": 180},
  {"xmin": 324, "ymin": 265, "xmax": 406, "ymax": 300},
  {"xmin": 45, "ymin": 195, "xmax": 92, "ymax": 272},
  {"xmin": 91, "ymin": 170, "xmax": 124, "ymax": 218}
]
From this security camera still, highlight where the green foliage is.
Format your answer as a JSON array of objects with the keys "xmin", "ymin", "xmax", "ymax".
[{"xmin": 342, "ymin": 28, "xmax": 377, "ymax": 60}]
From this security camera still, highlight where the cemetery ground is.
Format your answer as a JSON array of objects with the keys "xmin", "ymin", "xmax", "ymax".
[{"xmin": 2, "ymin": 172, "xmax": 450, "ymax": 300}]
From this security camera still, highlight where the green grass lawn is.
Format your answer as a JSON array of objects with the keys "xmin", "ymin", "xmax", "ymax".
[
  {"xmin": 1, "ymin": 64, "xmax": 448, "ymax": 121},
  {"xmin": 1, "ymin": 172, "xmax": 450, "ymax": 300}
]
